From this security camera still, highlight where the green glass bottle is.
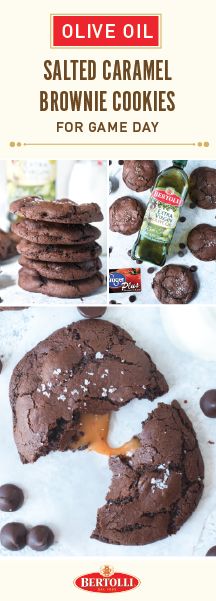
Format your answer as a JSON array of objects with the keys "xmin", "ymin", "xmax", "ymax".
[{"xmin": 131, "ymin": 160, "xmax": 188, "ymax": 266}]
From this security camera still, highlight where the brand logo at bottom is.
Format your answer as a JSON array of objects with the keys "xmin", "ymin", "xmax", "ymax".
[{"xmin": 74, "ymin": 565, "xmax": 140, "ymax": 593}]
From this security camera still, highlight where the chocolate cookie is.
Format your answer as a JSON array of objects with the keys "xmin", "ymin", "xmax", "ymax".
[
  {"xmin": 0, "ymin": 229, "xmax": 18, "ymax": 261},
  {"xmin": 109, "ymin": 196, "xmax": 144, "ymax": 235},
  {"xmin": 10, "ymin": 197, "xmax": 103, "ymax": 224},
  {"xmin": 17, "ymin": 239, "xmax": 102, "ymax": 263},
  {"xmin": 19, "ymin": 255, "xmax": 102, "ymax": 281},
  {"xmin": 152, "ymin": 265, "xmax": 196, "ymax": 304},
  {"xmin": 189, "ymin": 166, "xmax": 216, "ymax": 209},
  {"xmin": 18, "ymin": 267, "xmax": 104, "ymax": 298},
  {"xmin": 187, "ymin": 224, "xmax": 216, "ymax": 261},
  {"xmin": 12, "ymin": 220, "xmax": 101, "ymax": 246},
  {"xmin": 92, "ymin": 400, "xmax": 204, "ymax": 546},
  {"xmin": 123, "ymin": 160, "xmax": 157, "ymax": 192},
  {"xmin": 9, "ymin": 319, "xmax": 168, "ymax": 463}
]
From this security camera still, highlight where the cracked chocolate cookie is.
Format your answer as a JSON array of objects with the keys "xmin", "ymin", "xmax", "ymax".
[
  {"xmin": 109, "ymin": 196, "xmax": 145, "ymax": 235},
  {"xmin": 19, "ymin": 255, "xmax": 102, "ymax": 281},
  {"xmin": 0, "ymin": 229, "xmax": 18, "ymax": 261},
  {"xmin": 152, "ymin": 265, "xmax": 196, "ymax": 304},
  {"xmin": 187, "ymin": 224, "xmax": 216, "ymax": 261},
  {"xmin": 9, "ymin": 319, "xmax": 168, "ymax": 463},
  {"xmin": 17, "ymin": 239, "xmax": 102, "ymax": 262},
  {"xmin": 92, "ymin": 400, "xmax": 204, "ymax": 546},
  {"xmin": 12, "ymin": 220, "xmax": 101, "ymax": 246},
  {"xmin": 122, "ymin": 161, "xmax": 157, "ymax": 192},
  {"xmin": 10, "ymin": 197, "xmax": 103, "ymax": 224},
  {"xmin": 18, "ymin": 267, "xmax": 104, "ymax": 298},
  {"xmin": 189, "ymin": 166, "xmax": 216, "ymax": 209}
]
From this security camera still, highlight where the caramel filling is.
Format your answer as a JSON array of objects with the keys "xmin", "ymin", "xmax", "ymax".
[{"xmin": 71, "ymin": 413, "xmax": 140, "ymax": 456}]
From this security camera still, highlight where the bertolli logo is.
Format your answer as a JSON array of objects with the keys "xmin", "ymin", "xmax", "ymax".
[{"xmin": 74, "ymin": 565, "xmax": 140, "ymax": 593}]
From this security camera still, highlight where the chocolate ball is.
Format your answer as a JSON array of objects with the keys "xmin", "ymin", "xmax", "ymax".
[
  {"xmin": 77, "ymin": 307, "xmax": 106, "ymax": 319},
  {"xmin": 0, "ymin": 522, "xmax": 27, "ymax": 550},
  {"xmin": 0, "ymin": 484, "xmax": 24, "ymax": 512},
  {"xmin": 206, "ymin": 546, "xmax": 216, "ymax": 556},
  {"xmin": 123, "ymin": 160, "xmax": 157, "ymax": 192},
  {"xmin": 200, "ymin": 390, "xmax": 216, "ymax": 417},
  {"xmin": 27, "ymin": 525, "xmax": 54, "ymax": 551}
]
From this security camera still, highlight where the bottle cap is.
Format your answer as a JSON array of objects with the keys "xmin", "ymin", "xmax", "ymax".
[{"xmin": 172, "ymin": 160, "xmax": 187, "ymax": 168}]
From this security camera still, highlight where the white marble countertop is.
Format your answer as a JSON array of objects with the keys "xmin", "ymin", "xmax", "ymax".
[
  {"xmin": 0, "ymin": 305, "xmax": 215, "ymax": 557},
  {"xmin": 108, "ymin": 160, "xmax": 216, "ymax": 305}
]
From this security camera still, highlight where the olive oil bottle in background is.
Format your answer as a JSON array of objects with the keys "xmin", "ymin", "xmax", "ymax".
[{"xmin": 131, "ymin": 160, "xmax": 188, "ymax": 266}]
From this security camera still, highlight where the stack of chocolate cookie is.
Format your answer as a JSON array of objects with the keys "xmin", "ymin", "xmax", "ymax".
[{"xmin": 10, "ymin": 197, "xmax": 104, "ymax": 298}]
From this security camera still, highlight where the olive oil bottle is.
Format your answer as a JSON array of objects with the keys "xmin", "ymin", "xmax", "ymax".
[{"xmin": 131, "ymin": 160, "xmax": 188, "ymax": 266}]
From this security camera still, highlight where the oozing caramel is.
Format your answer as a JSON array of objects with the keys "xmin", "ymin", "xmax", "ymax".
[{"xmin": 71, "ymin": 413, "xmax": 140, "ymax": 456}]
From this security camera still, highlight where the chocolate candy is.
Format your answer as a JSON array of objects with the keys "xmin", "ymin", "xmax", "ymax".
[
  {"xmin": 0, "ymin": 360, "xmax": 2, "ymax": 374},
  {"xmin": 206, "ymin": 546, "xmax": 216, "ymax": 556},
  {"xmin": 78, "ymin": 307, "xmax": 106, "ymax": 318},
  {"xmin": 0, "ymin": 522, "xmax": 27, "ymax": 550},
  {"xmin": 0, "ymin": 484, "xmax": 24, "ymax": 512},
  {"xmin": 27, "ymin": 526, "xmax": 54, "ymax": 551},
  {"xmin": 200, "ymin": 390, "xmax": 216, "ymax": 417}
]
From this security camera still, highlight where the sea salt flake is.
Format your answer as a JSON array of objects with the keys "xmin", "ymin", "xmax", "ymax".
[
  {"xmin": 151, "ymin": 467, "xmax": 170, "ymax": 493},
  {"xmin": 53, "ymin": 368, "xmax": 61, "ymax": 375},
  {"xmin": 58, "ymin": 394, "xmax": 66, "ymax": 401},
  {"xmin": 108, "ymin": 386, "xmax": 117, "ymax": 393},
  {"xmin": 95, "ymin": 352, "xmax": 104, "ymax": 359},
  {"xmin": 87, "ymin": 372, "xmax": 94, "ymax": 376},
  {"xmin": 43, "ymin": 391, "xmax": 50, "ymax": 398},
  {"xmin": 80, "ymin": 385, "xmax": 88, "ymax": 392},
  {"xmin": 63, "ymin": 387, "xmax": 67, "ymax": 393},
  {"xmin": 84, "ymin": 379, "xmax": 90, "ymax": 385},
  {"xmin": 71, "ymin": 389, "xmax": 79, "ymax": 395}
]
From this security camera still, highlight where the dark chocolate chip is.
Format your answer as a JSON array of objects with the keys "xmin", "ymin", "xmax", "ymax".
[
  {"xmin": 129, "ymin": 295, "xmax": 137, "ymax": 303},
  {"xmin": 0, "ymin": 360, "xmax": 2, "ymax": 374},
  {"xmin": 109, "ymin": 247, "xmax": 113, "ymax": 255},
  {"xmin": 0, "ymin": 522, "xmax": 27, "ymax": 550},
  {"xmin": 179, "ymin": 243, "xmax": 186, "ymax": 249},
  {"xmin": 0, "ymin": 484, "xmax": 24, "ymax": 512},
  {"xmin": 200, "ymin": 390, "xmax": 216, "ymax": 417},
  {"xmin": 136, "ymin": 259, "xmax": 143, "ymax": 265},
  {"xmin": 190, "ymin": 265, "xmax": 198, "ymax": 272},
  {"xmin": 178, "ymin": 250, "xmax": 185, "ymax": 257},
  {"xmin": 109, "ymin": 300, "xmax": 116, "ymax": 304},
  {"xmin": 179, "ymin": 216, "xmax": 186, "ymax": 223},
  {"xmin": 206, "ymin": 546, "xmax": 216, "ymax": 556},
  {"xmin": 0, "ymin": 298, "xmax": 3, "ymax": 304},
  {"xmin": 78, "ymin": 307, "xmax": 106, "ymax": 319},
  {"xmin": 109, "ymin": 161, "xmax": 112, "ymax": 165},
  {"xmin": 147, "ymin": 267, "xmax": 155, "ymax": 274},
  {"xmin": 27, "ymin": 525, "xmax": 54, "ymax": 551},
  {"xmin": 127, "ymin": 249, "xmax": 132, "ymax": 257},
  {"xmin": 109, "ymin": 176, "xmax": 119, "ymax": 193},
  {"xmin": 118, "ymin": 160, "xmax": 124, "ymax": 165},
  {"xmin": 189, "ymin": 202, "xmax": 196, "ymax": 209}
]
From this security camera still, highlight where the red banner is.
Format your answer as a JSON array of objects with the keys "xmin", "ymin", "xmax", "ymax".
[{"xmin": 52, "ymin": 15, "xmax": 160, "ymax": 47}]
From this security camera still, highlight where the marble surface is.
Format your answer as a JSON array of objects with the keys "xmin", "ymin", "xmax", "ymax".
[
  {"xmin": 108, "ymin": 160, "xmax": 216, "ymax": 305},
  {"xmin": 0, "ymin": 305, "xmax": 215, "ymax": 556}
]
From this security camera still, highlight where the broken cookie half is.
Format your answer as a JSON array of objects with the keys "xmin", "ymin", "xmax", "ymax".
[
  {"xmin": 91, "ymin": 401, "xmax": 204, "ymax": 546},
  {"xmin": 9, "ymin": 319, "xmax": 168, "ymax": 463}
]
